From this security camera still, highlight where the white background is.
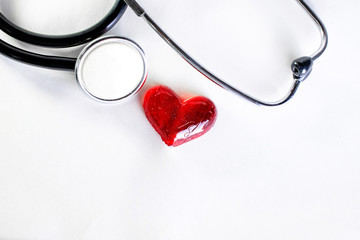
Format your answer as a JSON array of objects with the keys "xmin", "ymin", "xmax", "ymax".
[{"xmin": 0, "ymin": 0, "xmax": 359, "ymax": 239}]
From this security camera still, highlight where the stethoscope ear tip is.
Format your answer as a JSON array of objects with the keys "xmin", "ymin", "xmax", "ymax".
[
  {"xmin": 75, "ymin": 36, "xmax": 147, "ymax": 103},
  {"xmin": 291, "ymin": 56, "xmax": 313, "ymax": 81}
]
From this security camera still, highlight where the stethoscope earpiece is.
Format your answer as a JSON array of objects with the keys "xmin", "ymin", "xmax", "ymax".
[{"xmin": 291, "ymin": 56, "xmax": 313, "ymax": 82}]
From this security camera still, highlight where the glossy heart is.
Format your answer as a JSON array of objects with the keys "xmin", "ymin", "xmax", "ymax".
[{"xmin": 143, "ymin": 85, "xmax": 217, "ymax": 147}]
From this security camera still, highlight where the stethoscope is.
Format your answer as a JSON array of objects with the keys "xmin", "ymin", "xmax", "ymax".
[{"xmin": 0, "ymin": 0, "xmax": 328, "ymax": 106}]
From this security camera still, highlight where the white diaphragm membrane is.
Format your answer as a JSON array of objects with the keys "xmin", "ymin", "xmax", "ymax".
[{"xmin": 75, "ymin": 36, "xmax": 147, "ymax": 102}]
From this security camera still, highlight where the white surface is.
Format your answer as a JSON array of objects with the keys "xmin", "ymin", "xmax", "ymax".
[
  {"xmin": 78, "ymin": 38, "xmax": 146, "ymax": 101},
  {"xmin": 0, "ymin": 0, "xmax": 359, "ymax": 239}
]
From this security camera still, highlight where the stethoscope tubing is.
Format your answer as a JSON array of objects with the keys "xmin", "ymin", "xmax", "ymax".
[
  {"xmin": 0, "ymin": 0, "xmax": 127, "ymax": 48},
  {"xmin": 296, "ymin": 0, "xmax": 328, "ymax": 60},
  {"xmin": 0, "ymin": 38, "xmax": 76, "ymax": 70},
  {"xmin": 0, "ymin": 0, "xmax": 127, "ymax": 70},
  {"xmin": 124, "ymin": 0, "xmax": 328, "ymax": 106},
  {"xmin": 0, "ymin": 0, "xmax": 328, "ymax": 106}
]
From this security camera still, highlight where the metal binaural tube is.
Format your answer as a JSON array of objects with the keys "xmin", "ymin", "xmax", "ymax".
[
  {"xmin": 296, "ymin": 0, "xmax": 328, "ymax": 61},
  {"xmin": 124, "ymin": 0, "xmax": 328, "ymax": 106}
]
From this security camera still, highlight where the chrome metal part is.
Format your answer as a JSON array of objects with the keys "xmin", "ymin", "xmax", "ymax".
[
  {"xmin": 75, "ymin": 36, "xmax": 147, "ymax": 103},
  {"xmin": 125, "ymin": 0, "xmax": 328, "ymax": 106}
]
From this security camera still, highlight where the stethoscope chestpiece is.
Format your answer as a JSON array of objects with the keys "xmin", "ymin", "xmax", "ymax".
[{"xmin": 75, "ymin": 36, "xmax": 147, "ymax": 103}]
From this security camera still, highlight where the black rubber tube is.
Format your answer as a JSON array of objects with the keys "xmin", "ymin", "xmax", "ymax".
[
  {"xmin": 0, "ymin": 39, "xmax": 76, "ymax": 70},
  {"xmin": 0, "ymin": 0, "xmax": 127, "ymax": 70},
  {"xmin": 0, "ymin": 0, "xmax": 127, "ymax": 48}
]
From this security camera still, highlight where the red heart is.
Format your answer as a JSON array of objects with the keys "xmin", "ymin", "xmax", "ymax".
[{"xmin": 143, "ymin": 85, "xmax": 217, "ymax": 147}]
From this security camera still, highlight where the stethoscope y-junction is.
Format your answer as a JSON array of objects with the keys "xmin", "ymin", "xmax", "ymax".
[{"xmin": 0, "ymin": 0, "xmax": 328, "ymax": 105}]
